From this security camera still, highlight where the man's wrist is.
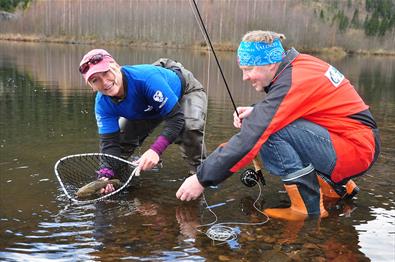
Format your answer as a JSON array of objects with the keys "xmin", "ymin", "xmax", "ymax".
[{"xmin": 196, "ymin": 171, "xmax": 211, "ymax": 188}]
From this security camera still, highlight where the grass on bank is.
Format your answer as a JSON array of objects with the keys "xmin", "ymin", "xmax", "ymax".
[{"xmin": 0, "ymin": 33, "xmax": 394, "ymax": 57}]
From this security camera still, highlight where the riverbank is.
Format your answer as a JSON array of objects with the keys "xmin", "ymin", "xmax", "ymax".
[{"xmin": 1, "ymin": 33, "xmax": 394, "ymax": 57}]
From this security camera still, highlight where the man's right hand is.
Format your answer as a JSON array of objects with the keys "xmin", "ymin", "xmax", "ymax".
[
  {"xmin": 233, "ymin": 106, "xmax": 253, "ymax": 128},
  {"xmin": 176, "ymin": 174, "xmax": 204, "ymax": 201}
]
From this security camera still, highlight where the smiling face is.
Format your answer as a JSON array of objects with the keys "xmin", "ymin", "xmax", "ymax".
[
  {"xmin": 239, "ymin": 64, "xmax": 278, "ymax": 92},
  {"xmin": 88, "ymin": 63, "xmax": 124, "ymax": 97}
]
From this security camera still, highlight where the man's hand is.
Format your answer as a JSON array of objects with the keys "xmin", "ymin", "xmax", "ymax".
[
  {"xmin": 133, "ymin": 149, "xmax": 160, "ymax": 171},
  {"xmin": 233, "ymin": 106, "xmax": 253, "ymax": 128},
  {"xmin": 176, "ymin": 174, "xmax": 204, "ymax": 201},
  {"xmin": 99, "ymin": 177, "xmax": 115, "ymax": 194}
]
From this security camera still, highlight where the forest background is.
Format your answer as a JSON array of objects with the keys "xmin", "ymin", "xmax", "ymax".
[{"xmin": 0, "ymin": 0, "xmax": 394, "ymax": 55}]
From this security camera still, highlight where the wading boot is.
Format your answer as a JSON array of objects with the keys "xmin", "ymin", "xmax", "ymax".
[
  {"xmin": 264, "ymin": 165, "xmax": 328, "ymax": 221},
  {"xmin": 317, "ymin": 174, "xmax": 360, "ymax": 200}
]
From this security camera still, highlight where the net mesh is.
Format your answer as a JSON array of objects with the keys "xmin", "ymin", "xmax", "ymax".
[{"xmin": 55, "ymin": 153, "xmax": 135, "ymax": 202}]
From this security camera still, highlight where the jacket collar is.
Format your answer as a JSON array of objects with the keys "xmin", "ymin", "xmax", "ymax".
[{"xmin": 265, "ymin": 48, "xmax": 299, "ymax": 93}]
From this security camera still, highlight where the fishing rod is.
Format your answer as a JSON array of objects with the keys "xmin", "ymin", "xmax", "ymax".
[
  {"xmin": 189, "ymin": 1, "xmax": 269, "ymax": 243},
  {"xmin": 189, "ymin": 1, "xmax": 266, "ymax": 186},
  {"xmin": 190, "ymin": 0, "xmax": 239, "ymax": 117}
]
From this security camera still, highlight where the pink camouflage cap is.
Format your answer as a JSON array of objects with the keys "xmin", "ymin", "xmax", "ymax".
[{"xmin": 79, "ymin": 49, "xmax": 115, "ymax": 83}]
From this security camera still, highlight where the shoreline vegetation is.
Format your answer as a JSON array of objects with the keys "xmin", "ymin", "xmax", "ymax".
[
  {"xmin": 1, "ymin": 0, "xmax": 394, "ymax": 58},
  {"xmin": 1, "ymin": 34, "xmax": 394, "ymax": 57}
]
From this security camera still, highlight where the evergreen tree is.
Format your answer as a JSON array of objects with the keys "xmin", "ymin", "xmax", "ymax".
[
  {"xmin": 363, "ymin": 0, "xmax": 395, "ymax": 36},
  {"xmin": 0, "ymin": 0, "xmax": 30, "ymax": 12},
  {"xmin": 351, "ymin": 9, "xmax": 360, "ymax": 28},
  {"xmin": 320, "ymin": 10, "xmax": 325, "ymax": 21},
  {"xmin": 364, "ymin": 12, "xmax": 380, "ymax": 36},
  {"xmin": 334, "ymin": 10, "xmax": 349, "ymax": 32}
]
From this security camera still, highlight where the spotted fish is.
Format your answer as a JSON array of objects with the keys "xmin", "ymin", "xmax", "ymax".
[{"xmin": 76, "ymin": 179, "xmax": 122, "ymax": 198}]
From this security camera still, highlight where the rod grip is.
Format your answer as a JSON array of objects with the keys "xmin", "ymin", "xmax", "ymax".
[{"xmin": 252, "ymin": 157, "xmax": 262, "ymax": 171}]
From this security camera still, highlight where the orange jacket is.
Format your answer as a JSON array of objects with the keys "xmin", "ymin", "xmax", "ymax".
[{"xmin": 197, "ymin": 48, "xmax": 380, "ymax": 186}]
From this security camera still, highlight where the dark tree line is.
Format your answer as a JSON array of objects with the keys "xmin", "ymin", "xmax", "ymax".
[
  {"xmin": 364, "ymin": 0, "xmax": 395, "ymax": 36},
  {"xmin": 0, "ymin": 0, "xmax": 30, "ymax": 12},
  {"xmin": 318, "ymin": 0, "xmax": 395, "ymax": 37}
]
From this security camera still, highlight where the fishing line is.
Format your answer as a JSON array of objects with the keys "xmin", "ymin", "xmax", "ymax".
[
  {"xmin": 196, "ymin": 176, "xmax": 269, "ymax": 243},
  {"xmin": 189, "ymin": 0, "xmax": 269, "ymax": 244}
]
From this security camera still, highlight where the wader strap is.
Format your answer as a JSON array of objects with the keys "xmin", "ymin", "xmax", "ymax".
[
  {"xmin": 154, "ymin": 62, "xmax": 187, "ymax": 96},
  {"xmin": 167, "ymin": 66, "xmax": 186, "ymax": 96}
]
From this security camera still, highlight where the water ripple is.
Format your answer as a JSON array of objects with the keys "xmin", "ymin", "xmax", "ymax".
[
  {"xmin": 39, "ymin": 221, "xmax": 94, "ymax": 228},
  {"xmin": 356, "ymin": 207, "xmax": 395, "ymax": 262}
]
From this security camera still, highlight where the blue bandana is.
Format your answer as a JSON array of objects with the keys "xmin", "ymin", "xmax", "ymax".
[{"xmin": 237, "ymin": 38, "xmax": 285, "ymax": 66}]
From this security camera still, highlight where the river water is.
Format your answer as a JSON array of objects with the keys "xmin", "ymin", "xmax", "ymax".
[{"xmin": 0, "ymin": 41, "xmax": 394, "ymax": 261}]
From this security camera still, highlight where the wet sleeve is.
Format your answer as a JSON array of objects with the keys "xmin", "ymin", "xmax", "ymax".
[
  {"xmin": 149, "ymin": 103, "xmax": 184, "ymax": 155},
  {"xmin": 160, "ymin": 102, "xmax": 185, "ymax": 143},
  {"xmin": 99, "ymin": 131, "xmax": 121, "ymax": 157}
]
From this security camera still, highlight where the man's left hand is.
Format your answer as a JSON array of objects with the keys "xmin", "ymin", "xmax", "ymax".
[
  {"xmin": 176, "ymin": 174, "xmax": 204, "ymax": 201},
  {"xmin": 133, "ymin": 149, "xmax": 160, "ymax": 171}
]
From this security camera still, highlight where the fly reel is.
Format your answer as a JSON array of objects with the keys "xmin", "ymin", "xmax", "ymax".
[
  {"xmin": 240, "ymin": 168, "xmax": 266, "ymax": 187},
  {"xmin": 240, "ymin": 157, "xmax": 266, "ymax": 187}
]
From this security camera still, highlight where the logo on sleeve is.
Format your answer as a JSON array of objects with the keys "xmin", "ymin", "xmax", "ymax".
[
  {"xmin": 95, "ymin": 114, "xmax": 103, "ymax": 128},
  {"xmin": 153, "ymin": 90, "xmax": 164, "ymax": 103},
  {"xmin": 325, "ymin": 65, "xmax": 344, "ymax": 88},
  {"xmin": 153, "ymin": 90, "xmax": 168, "ymax": 109}
]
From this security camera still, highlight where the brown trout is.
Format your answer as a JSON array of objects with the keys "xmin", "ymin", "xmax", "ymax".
[{"xmin": 76, "ymin": 179, "xmax": 122, "ymax": 198}]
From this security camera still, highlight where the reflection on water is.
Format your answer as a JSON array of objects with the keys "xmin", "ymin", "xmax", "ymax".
[
  {"xmin": 357, "ymin": 207, "xmax": 395, "ymax": 261},
  {"xmin": 0, "ymin": 41, "xmax": 394, "ymax": 261}
]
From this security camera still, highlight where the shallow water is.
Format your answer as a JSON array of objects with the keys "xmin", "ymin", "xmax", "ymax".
[{"xmin": 0, "ymin": 41, "xmax": 394, "ymax": 261}]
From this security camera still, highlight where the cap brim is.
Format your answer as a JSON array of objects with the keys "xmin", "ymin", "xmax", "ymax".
[{"xmin": 83, "ymin": 58, "xmax": 112, "ymax": 83}]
